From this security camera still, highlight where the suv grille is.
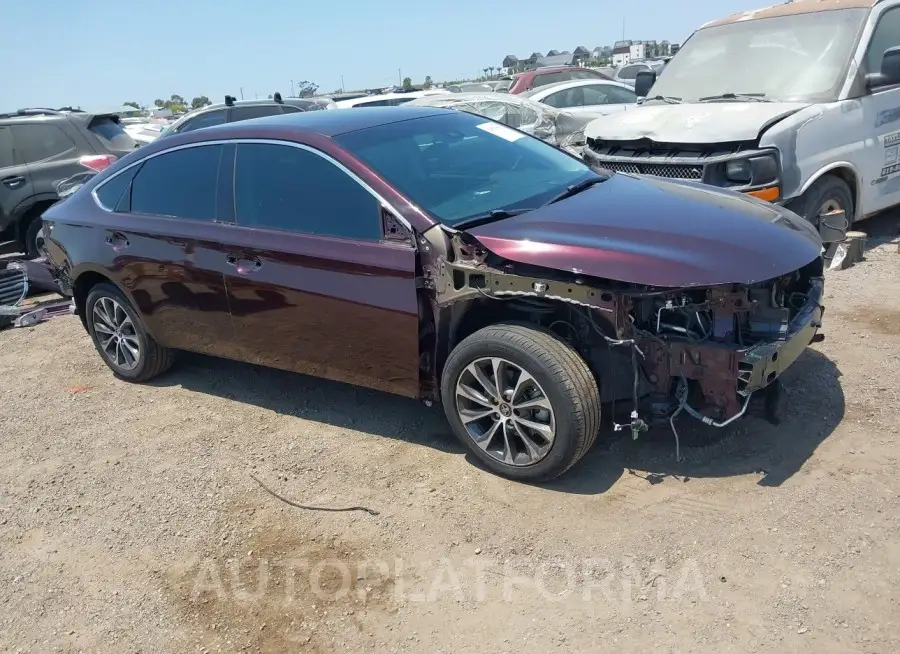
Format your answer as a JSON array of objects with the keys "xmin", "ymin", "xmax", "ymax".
[
  {"xmin": 0, "ymin": 266, "xmax": 27, "ymax": 307},
  {"xmin": 597, "ymin": 161, "xmax": 704, "ymax": 180}
]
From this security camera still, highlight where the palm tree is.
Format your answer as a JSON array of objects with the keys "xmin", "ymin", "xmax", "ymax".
[
  {"xmin": 488, "ymin": 66, "xmax": 495, "ymax": 78},
  {"xmin": 483, "ymin": 68, "xmax": 489, "ymax": 80}
]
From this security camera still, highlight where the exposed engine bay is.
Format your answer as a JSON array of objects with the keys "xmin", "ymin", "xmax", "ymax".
[{"xmin": 418, "ymin": 225, "xmax": 825, "ymax": 455}]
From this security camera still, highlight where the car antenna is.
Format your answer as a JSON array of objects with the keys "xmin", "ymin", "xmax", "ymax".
[
  {"xmin": 224, "ymin": 95, "xmax": 236, "ymax": 107},
  {"xmin": 273, "ymin": 92, "xmax": 283, "ymax": 104}
]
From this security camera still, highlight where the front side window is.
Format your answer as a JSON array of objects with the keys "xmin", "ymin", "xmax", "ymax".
[
  {"xmin": 650, "ymin": 8, "xmax": 867, "ymax": 102},
  {"xmin": 617, "ymin": 65, "xmax": 645, "ymax": 80},
  {"xmin": 130, "ymin": 144, "xmax": 225, "ymax": 220},
  {"xmin": 233, "ymin": 143, "xmax": 381, "ymax": 240},
  {"xmin": 333, "ymin": 110, "xmax": 597, "ymax": 226},
  {"xmin": 582, "ymin": 84, "xmax": 638, "ymax": 105},
  {"xmin": 229, "ymin": 105, "xmax": 282, "ymax": 122},
  {"xmin": 9, "ymin": 124, "xmax": 76, "ymax": 164},
  {"xmin": 866, "ymin": 7, "xmax": 900, "ymax": 76}
]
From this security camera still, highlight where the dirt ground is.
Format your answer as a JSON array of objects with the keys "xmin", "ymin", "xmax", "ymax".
[{"xmin": 1, "ymin": 215, "xmax": 899, "ymax": 654}]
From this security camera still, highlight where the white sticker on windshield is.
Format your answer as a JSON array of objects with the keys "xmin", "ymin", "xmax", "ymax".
[{"xmin": 476, "ymin": 121, "xmax": 525, "ymax": 142}]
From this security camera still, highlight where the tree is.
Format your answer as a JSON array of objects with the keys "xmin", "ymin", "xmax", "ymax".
[
  {"xmin": 123, "ymin": 101, "xmax": 141, "ymax": 110},
  {"xmin": 423, "ymin": 76, "xmax": 433, "ymax": 89},
  {"xmin": 170, "ymin": 94, "xmax": 184, "ymax": 105},
  {"xmin": 402, "ymin": 77, "xmax": 412, "ymax": 90},
  {"xmin": 154, "ymin": 99, "xmax": 164, "ymax": 107},
  {"xmin": 488, "ymin": 66, "xmax": 495, "ymax": 78},
  {"xmin": 190, "ymin": 96, "xmax": 210, "ymax": 109},
  {"xmin": 482, "ymin": 68, "xmax": 488, "ymax": 80},
  {"xmin": 295, "ymin": 80, "xmax": 319, "ymax": 97}
]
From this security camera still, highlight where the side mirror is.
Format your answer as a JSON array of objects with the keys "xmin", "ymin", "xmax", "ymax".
[
  {"xmin": 634, "ymin": 70, "xmax": 657, "ymax": 98},
  {"xmin": 866, "ymin": 46, "xmax": 900, "ymax": 89}
]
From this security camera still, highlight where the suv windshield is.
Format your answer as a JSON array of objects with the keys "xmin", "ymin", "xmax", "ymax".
[
  {"xmin": 649, "ymin": 8, "xmax": 867, "ymax": 103},
  {"xmin": 333, "ymin": 111, "xmax": 597, "ymax": 225}
]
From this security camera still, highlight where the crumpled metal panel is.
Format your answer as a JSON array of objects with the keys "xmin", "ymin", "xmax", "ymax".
[{"xmin": 407, "ymin": 92, "xmax": 605, "ymax": 152}]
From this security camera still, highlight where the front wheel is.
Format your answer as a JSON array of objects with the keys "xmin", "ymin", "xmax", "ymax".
[
  {"xmin": 85, "ymin": 283, "xmax": 175, "ymax": 382},
  {"xmin": 440, "ymin": 323, "xmax": 601, "ymax": 482},
  {"xmin": 788, "ymin": 175, "xmax": 854, "ymax": 228}
]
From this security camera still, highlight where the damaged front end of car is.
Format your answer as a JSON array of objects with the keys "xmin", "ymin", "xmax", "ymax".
[{"xmin": 419, "ymin": 225, "xmax": 824, "ymax": 450}]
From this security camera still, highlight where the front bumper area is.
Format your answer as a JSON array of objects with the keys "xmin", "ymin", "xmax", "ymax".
[
  {"xmin": 637, "ymin": 276, "xmax": 825, "ymax": 423},
  {"xmin": 738, "ymin": 277, "xmax": 824, "ymax": 396}
]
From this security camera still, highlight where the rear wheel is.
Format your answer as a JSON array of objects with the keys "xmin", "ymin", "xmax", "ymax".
[
  {"xmin": 85, "ymin": 283, "xmax": 174, "ymax": 382},
  {"xmin": 23, "ymin": 216, "xmax": 43, "ymax": 259},
  {"xmin": 441, "ymin": 323, "xmax": 601, "ymax": 482}
]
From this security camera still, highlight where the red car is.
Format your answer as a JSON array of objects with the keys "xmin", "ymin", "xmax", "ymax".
[
  {"xmin": 502, "ymin": 67, "xmax": 612, "ymax": 94},
  {"xmin": 42, "ymin": 107, "xmax": 825, "ymax": 483}
]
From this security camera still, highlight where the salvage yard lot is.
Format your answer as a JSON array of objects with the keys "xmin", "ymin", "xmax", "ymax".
[{"xmin": 1, "ymin": 217, "xmax": 899, "ymax": 653}]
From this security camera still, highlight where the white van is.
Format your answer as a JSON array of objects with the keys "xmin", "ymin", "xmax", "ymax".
[{"xmin": 582, "ymin": 0, "xmax": 900, "ymax": 233}]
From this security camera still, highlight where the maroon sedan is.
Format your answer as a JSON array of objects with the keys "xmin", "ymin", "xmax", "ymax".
[{"xmin": 42, "ymin": 107, "xmax": 825, "ymax": 482}]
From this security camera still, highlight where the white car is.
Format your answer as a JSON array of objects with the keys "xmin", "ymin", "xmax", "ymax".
[
  {"xmin": 334, "ymin": 90, "xmax": 449, "ymax": 108},
  {"xmin": 613, "ymin": 60, "xmax": 668, "ymax": 88},
  {"xmin": 520, "ymin": 79, "xmax": 639, "ymax": 114}
]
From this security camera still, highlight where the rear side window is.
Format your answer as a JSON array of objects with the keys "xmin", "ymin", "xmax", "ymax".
[
  {"xmin": 280, "ymin": 105, "xmax": 303, "ymax": 114},
  {"xmin": 233, "ymin": 143, "xmax": 381, "ymax": 240},
  {"xmin": 130, "ymin": 144, "xmax": 225, "ymax": 221},
  {"xmin": 8, "ymin": 124, "xmax": 76, "ymax": 164},
  {"xmin": 229, "ymin": 105, "xmax": 283, "ymax": 122},
  {"xmin": 88, "ymin": 117, "xmax": 135, "ymax": 151},
  {"xmin": 95, "ymin": 166, "xmax": 139, "ymax": 211},
  {"xmin": 532, "ymin": 72, "xmax": 567, "ymax": 88},
  {"xmin": 176, "ymin": 110, "xmax": 227, "ymax": 134}
]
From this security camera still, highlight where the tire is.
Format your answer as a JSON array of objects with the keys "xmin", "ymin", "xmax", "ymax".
[
  {"xmin": 788, "ymin": 175, "xmax": 854, "ymax": 227},
  {"xmin": 23, "ymin": 217, "xmax": 42, "ymax": 259},
  {"xmin": 85, "ymin": 283, "xmax": 174, "ymax": 382},
  {"xmin": 440, "ymin": 322, "xmax": 601, "ymax": 482}
]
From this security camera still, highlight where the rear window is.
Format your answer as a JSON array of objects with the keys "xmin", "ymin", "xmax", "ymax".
[{"xmin": 88, "ymin": 117, "xmax": 136, "ymax": 151}]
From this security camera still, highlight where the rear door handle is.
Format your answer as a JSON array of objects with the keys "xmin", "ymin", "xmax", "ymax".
[
  {"xmin": 1, "ymin": 176, "xmax": 26, "ymax": 190},
  {"xmin": 226, "ymin": 253, "xmax": 262, "ymax": 274},
  {"xmin": 105, "ymin": 232, "xmax": 130, "ymax": 251}
]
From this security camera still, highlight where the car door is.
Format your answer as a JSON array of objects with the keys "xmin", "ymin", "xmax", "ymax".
[
  {"xmin": 220, "ymin": 140, "xmax": 421, "ymax": 398},
  {"xmin": 860, "ymin": 3, "xmax": 900, "ymax": 214},
  {"xmin": 0, "ymin": 126, "xmax": 34, "ymax": 240},
  {"xmin": 95, "ymin": 142, "xmax": 237, "ymax": 355}
]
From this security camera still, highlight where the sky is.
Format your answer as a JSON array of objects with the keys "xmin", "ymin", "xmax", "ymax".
[{"xmin": 1, "ymin": 0, "xmax": 766, "ymax": 111}]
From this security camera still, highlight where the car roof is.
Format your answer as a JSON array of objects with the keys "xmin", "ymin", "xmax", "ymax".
[
  {"xmin": 702, "ymin": 0, "xmax": 875, "ymax": 28},
  {"xmin": 182, "ymin": 106, "xmax": 451, "ymax": 139},
  {"xmin": 334, "ymin": 90, "xmax": 449, "ymax": 107}
]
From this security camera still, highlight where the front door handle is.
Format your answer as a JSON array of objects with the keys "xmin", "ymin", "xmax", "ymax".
[
  {"xmin": 226, "ymin": 253, "xmax": 262, "ymax": 274},
  {"xmin": 1, "ymin": 176, "xmax": 26, "ymax": 190},
  {"xmin": 105, "ymin": 232, "xmax": 130, "ymax": 251}
]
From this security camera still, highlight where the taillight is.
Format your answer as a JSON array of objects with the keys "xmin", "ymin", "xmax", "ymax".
[{"xmin": 79, "ymin": 154, "xmax": 117, "ymax": 172}]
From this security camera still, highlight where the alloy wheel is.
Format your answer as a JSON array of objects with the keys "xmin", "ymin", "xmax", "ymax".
[
  {"xmin": 92, "ymin": 297, "xmax": 141, "ymax": 371},
  {"xmin": 454, "ymin": 356, "xmax": 556, "ymax": 466}
]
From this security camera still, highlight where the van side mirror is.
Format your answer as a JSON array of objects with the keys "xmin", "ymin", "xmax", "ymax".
[
  {"xmin": 866, "ymin": 46, "xmax": 900, "ymax": 89},
  {"xmin": 634, "ymin": 70, "xmax": 657, "ymax": 98}
]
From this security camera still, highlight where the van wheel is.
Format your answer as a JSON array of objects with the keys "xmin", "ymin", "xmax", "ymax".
[
  {"xmin": 789, "ymin": 175, "xmax": 854, "ymax": 227},
  {"xmin": 85, "ymin": 283, "xmax": 175, "ymax": 382},
  {"xmin": 441, "ymin": 323, "xmax": 601, "ymax": 482}
]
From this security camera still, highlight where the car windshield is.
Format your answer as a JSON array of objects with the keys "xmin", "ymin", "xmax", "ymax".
[
  {"xmin": 333, "ymin": 111, "xmax": 597, "ymax": 225},
  {"xmin": 649, "ymin": 8, "xmax": 867, "ymax": 103}
]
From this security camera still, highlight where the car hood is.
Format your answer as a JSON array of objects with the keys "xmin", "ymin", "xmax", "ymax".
[
  {"xmin": 466, "ymin": 173, "xmax": 822, "ymax": 288},
  {"xmin": 583, "ymin": 101, "xmax": 809, "ymax": 144}
]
